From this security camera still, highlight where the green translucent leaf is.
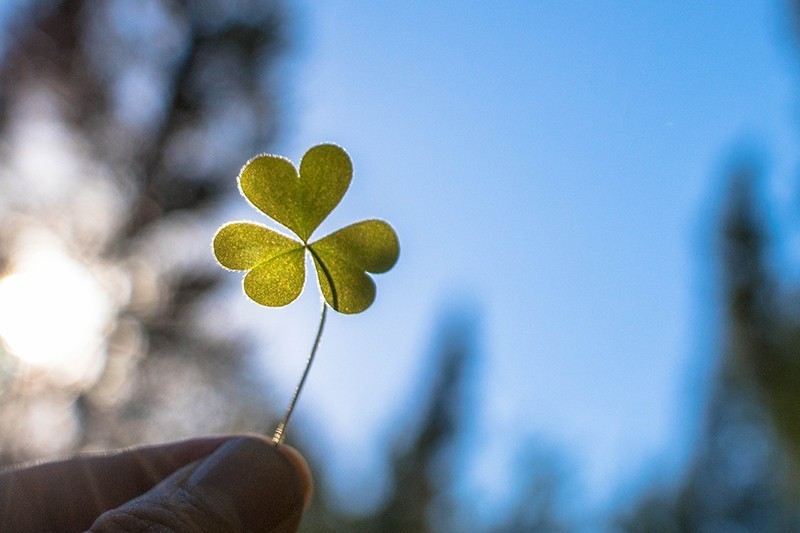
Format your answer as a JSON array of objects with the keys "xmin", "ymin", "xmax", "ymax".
[
  {"xmin": 308, "ymin": 220, "xmax": 400, "ymax": 314},
  {"xmin": 310, "ymin": 220, "xmax": 399, "ymax": 273},
  {"xmin": 239, "ymin": 144, "xmax": 352, "ymax": 242},
  {"xmin": 213, "ymin": 222, "xmax": 302, "ymax": 270},
  {"xmin": 296, "ymin": 144, "xmax": 352, "ymax": 240},
  {"xmin": 217, "ymin": 143, "xmax": 398, "ymax": 314},
  {"xmin": 310, "ymin": 250, "xmax": 375, "ymax": 314},
  {"xmin": 238, "ymin": 156, "xmax": 305, "ymax": 240},
  {"xmin": 243, "ymin": 247, "xmax": 306, "ymax": 307},
  {"xmin": 213, "ymin": 222, "xmax": 306, "ymax": 307}
]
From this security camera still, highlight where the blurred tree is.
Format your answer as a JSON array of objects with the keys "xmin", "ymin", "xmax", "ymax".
[
  {"xmin": 0, "ymin": 0, "xmax": 288, "ymax": 463},
  {"xmin": 619, "ymin": 1, "xmax": 800, "ymax": 528},
  {"xmin": 296, "ymin": 316, "xmax": 475, "ymax": 533},
  {"xmin": 617, "ymin": 170, "xmax": 800, "ymax": 530},
  {"xmin": 368, "ymin": 315, "xmax": 473, "ymax": 533},
  {"xmin": 490, "ymin": 444, "xmax": 572, "ymax": 533},
  {"xmin": 300, "ymin": 309, "xmax": 575, "ymax": 532},
  {"xmin": 298, "ymin": 311, "xmax": 476, "ymax": 532}
]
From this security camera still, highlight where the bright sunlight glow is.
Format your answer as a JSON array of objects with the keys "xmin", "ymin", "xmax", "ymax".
[{"xmin": 0, "ymin": 239, "xmax": 112, "ymax": 386}]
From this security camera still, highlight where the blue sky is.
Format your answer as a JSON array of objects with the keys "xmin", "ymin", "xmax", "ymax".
[
  {"xmin": 234, "ymin": 0, "xmax": 800, "ymax": 518},
  {"xmin": 242, "ymin": 0, "xmax": 800, "ymax": 515}
]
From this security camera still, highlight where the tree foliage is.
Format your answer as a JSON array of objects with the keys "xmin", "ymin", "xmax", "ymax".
[
  {"xmin": 0, "ymin": 0, "xmax": 287, "ymax": 462},
  {"xmin": 618, "ymin": 170, "xmax": 800, "ymax": 531}
]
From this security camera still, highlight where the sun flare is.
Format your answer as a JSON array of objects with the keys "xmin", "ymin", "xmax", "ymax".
[{"xmin": 0, "ymin": 243, "xmax": 112, "ymax": 386}]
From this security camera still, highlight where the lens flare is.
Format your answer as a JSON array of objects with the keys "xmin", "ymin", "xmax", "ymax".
[{"xmin": 0, "ymin": 245, "xmax": 112, "ymax": 386}]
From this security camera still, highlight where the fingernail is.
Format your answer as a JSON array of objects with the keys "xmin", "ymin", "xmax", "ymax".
[{"xmin": 185, "ymin": 437, "xmax": 307, "ymax": 531}]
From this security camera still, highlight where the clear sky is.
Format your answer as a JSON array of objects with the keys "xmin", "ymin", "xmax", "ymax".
[{"xmin": 228, "ymin": 0, "xmax": 800, "ymax": 517}]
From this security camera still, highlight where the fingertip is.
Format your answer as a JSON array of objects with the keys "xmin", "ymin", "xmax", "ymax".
[
  {"xmin": 274, "ymin": 443, "xmax": 314, "ymax": 509},
  {"xmin": 183, "ymin": 435, "xmax": 311, "ymax": 530}
]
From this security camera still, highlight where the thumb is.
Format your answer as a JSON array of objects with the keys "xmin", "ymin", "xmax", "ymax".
[{"xmin": 88, "ymin": 436, "xmax": 311, "ymax": 533}]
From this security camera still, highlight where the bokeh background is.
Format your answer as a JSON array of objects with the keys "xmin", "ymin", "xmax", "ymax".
[{"xmin": 1, "ymin": 0, "xmax": 800, "ymax": 530}]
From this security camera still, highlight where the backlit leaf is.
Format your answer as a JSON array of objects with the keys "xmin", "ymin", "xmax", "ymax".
[
  {"xmin": 239, "ymin": 144, "xmax": 352, "ymax": 242},
  {"xmin": 213, "ymin": 222, "xmax": 302, "ymax": 270},
  {"xmin": 243, "ymin": 246, "xmax": 306, "ymax": 307},
  {"xmin": 308, "ymin": 220, "xmax": 399, "ymax": 313},
  {"xmin": 214, "ymin": 144, "xmax": 397, "ymax": 313},
  {"xmin": 213, "ymin": 222, "xmax": 305, "ymax": 306}
]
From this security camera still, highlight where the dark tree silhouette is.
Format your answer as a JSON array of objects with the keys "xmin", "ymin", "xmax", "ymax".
[
  {"xmin": 618, "ymin": 1, "xmax": 800, "ymax": 526},
  {"xmin": 0, "ymin": 0, "xmax": 287, "ymax": 463},
  {"xmin": 369, "ymin": 315, "xmax": 473, "ymax": 532},
  {"xmin": 618, "ymin": 171, "xmax": 800, "ymax": 530},
  {"xmin": 296, "ymin": 311, "xmax": 477, "ymax": 532}
]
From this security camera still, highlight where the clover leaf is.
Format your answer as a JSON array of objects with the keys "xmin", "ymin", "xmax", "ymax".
[{"xmin": 213, "ymin": 144, "xmax": 399, "ymax": 314}]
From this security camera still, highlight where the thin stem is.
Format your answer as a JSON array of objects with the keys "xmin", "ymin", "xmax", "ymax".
[{"xmin": 272, "ymin": 301, "xmax": 328, "ymax": 444}]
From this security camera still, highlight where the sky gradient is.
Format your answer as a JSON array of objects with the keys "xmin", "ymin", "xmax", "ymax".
[{"xmin": 221, "ymin": 0, "xmax": 800, "ymax": 516}]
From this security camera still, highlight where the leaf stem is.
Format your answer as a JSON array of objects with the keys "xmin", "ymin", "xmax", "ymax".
[{"xmin": 272, "ymin": 301, "xmax": 328, "ymax": 444}]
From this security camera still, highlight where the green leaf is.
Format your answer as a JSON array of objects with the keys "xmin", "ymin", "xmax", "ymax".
[
  {"xmin": 213, "ymin": 222, "xmax": 302, "ymax": 270},
  {"xmin": 213, "ymin": 222, "xmax": 306, "ymax": 306},
  {"xmin": 216, "ymin": 144, "xmax": 398, "ymax": 313},
  {"xmin": 243, "ymin": 247, "xmax": 306, "ymax": 307},
  {"xmin": 239, "ymin": 144, "xmax": 352, "ymax": 242},
  {"xmin": 308, "ymin": 220, "xmax": 400, "ymax": 313}
]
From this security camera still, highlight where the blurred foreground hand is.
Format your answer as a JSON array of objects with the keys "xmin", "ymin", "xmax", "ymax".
[{"xmin": 0, "ymin": 435, "xmax": 312, "ymax": 532}]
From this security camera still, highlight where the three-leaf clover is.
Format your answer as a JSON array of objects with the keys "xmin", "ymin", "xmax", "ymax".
[{"xmin": 213, "ymin": 144, "xmax": 399, "ymax": 314}]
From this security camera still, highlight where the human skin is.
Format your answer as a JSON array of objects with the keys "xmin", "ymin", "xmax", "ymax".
[{"xmin": 0, "ymin": 434, "xmax": 313, "ymax": 532}]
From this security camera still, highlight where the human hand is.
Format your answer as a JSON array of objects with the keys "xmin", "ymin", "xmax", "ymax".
[{"xmin": 0, "ymin": 434, "xmax": 312, "ymax": 532}]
